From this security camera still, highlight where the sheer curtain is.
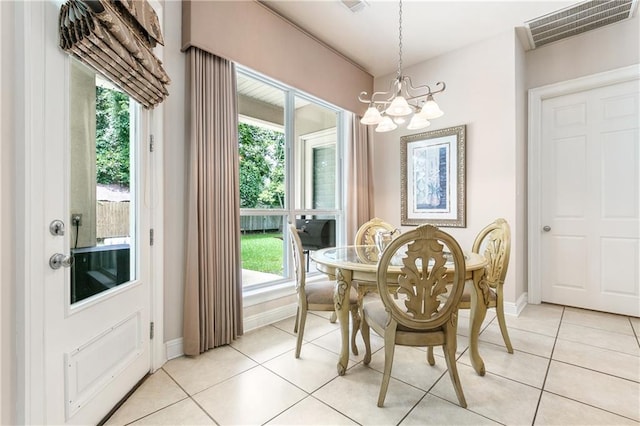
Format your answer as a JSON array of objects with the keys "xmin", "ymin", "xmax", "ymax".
[
  {"xmin": 183, "ymin": 48, "xmax": 243, "ymax": 355},
  {"xmin": 346, "ymin": 114, "xmax": 375, "ymax": 242}
]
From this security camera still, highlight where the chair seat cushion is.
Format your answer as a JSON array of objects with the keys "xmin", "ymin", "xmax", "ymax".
[
  {"xmin": 460, "ymin": 281, "xmax": 497, "ymax": 303},
  {"xmin": 305, "ymin": 281, "xmax": 358, "ymax": 306},
  {"xmin": 363, "ymin": 298, "xmax": 417, "ymax": 332}
]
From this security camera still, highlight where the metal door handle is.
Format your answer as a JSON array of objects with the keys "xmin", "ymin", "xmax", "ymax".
[
  {"xmin": 543, "ymin": 226, "xmax": 551, "ymax": 232},
  {"xmin": 50, "ymin": 253, "xmax": 74, "ymax": 270}
]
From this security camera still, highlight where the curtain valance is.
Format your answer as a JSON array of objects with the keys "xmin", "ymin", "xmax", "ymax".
[{"xmin": 59, "ymin": 0, "xmax": 170, "ymax": 109}]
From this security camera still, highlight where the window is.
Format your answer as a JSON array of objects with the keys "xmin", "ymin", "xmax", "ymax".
[{"xmin": 238, "ymin": 68, "xmax": 345, "ymax": 290}]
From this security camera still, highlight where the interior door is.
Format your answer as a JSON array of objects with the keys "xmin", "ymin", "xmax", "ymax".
[
  {"xmin": 39, "ymin": 2, "xmax": 151, "ymax": 423},
  {"xmin": 540, "ymin": 78, "xmax": 639, "ymax": 316}
]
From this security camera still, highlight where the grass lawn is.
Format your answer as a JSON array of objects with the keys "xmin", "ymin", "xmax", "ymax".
[{"xmin": 240, "ymin": 232, "xmax": 283, "ymax": 274}]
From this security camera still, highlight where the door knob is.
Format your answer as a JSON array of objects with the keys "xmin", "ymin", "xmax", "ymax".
[
  {"xmin": 543, "ymin": 226, "xmax": 551, "ymax": 232},
  {"xmin": 50, "ymin": 253, "xmax": 74, "ymax": 270}
]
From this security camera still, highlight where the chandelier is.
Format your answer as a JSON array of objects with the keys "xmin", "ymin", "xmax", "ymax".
[{"xmin": 358, "ymin": 0, "xmax": 445, "ymax": 133}]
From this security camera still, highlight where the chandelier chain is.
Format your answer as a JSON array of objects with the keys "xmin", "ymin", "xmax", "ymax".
[
  {"xmin": 397, "ymin": 0, "xmax": 403, "ymax": 78},
  {"xmin": 357, "ymin": 0, "xmax": 446, "ymax": 132}
]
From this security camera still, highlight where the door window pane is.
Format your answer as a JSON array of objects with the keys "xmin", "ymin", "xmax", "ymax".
[{"xmin": 69, "ymin": 59, "xmax": 136, "ymax": 304}]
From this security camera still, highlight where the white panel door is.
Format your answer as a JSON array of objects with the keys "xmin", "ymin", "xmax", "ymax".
[
  {"xmin": 540, "ymin": 79, "xmax": 639, "ymax": 316},
  {"xmin": 24, "ymin": 2, "xmax": 153, "ymax": 424}
]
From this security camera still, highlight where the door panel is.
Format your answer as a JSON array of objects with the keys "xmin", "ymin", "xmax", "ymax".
[
  {"xmin": 540, "ymin": 79, "xmax": 639, "ymax": 316},
  {"xmin": 37, "ymin": 2, "xmax": 151, "ymax": 423}
]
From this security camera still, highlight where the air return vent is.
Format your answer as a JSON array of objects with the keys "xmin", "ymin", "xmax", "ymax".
[
  {"xmin": 525, "ymin": 0, "xmax": 637, "ymax": 48},
  {"xmin": 341, "ymin": 0, "xmax": 369, "ymax": 13}
]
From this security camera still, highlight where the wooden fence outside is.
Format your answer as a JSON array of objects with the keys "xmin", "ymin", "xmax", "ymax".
[{"xmin": 97, "ymin": 201, "xmax": 130, "ymax": 239}]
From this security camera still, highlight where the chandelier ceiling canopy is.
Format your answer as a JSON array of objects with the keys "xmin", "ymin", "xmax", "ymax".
[{"xmin": 358, "ymin": 0, "xmax": 445, "ymax": 133}]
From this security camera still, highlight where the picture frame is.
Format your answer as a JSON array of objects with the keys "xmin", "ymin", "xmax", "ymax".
[{"xmin": 401, "ymin": 125, "xmax": 466, "ymax": 227}]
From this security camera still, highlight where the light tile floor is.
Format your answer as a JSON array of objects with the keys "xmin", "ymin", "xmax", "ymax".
[{"xmin": 105, "ymin": 304, "xmax": 640, "ymax": 425}]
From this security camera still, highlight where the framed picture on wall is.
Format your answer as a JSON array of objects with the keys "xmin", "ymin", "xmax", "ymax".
[{"xmin": 401, "ymin": 125, "xmax": 466, "ymax": 227}]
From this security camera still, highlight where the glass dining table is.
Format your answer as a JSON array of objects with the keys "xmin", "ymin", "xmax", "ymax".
[{"xmin": 311, "ymin": 245, "xmax": 490, "ymax": 377}]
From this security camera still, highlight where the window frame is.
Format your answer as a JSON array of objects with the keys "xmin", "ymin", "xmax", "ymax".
[{"xmin": 237, "ymin": 66, "xmax": 346, "ymax": 293}]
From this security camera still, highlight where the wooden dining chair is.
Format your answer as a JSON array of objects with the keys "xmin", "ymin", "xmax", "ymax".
[
  {"xmin": 354, "ymin": 217, "xmax": 398, "ymax": 247},
  {"xmin": 437, "ymin": 218, "xmax": 513, "ymax": 356},
  {"xmin": 326, "ymin": 217, "xmax": 399, "ymax": 325},
  {"xmin": 426, "ymin": 218, "xmax": 513, "ymax": 367},
  {"xmin": 467, "ymin": 218, "xmax": 513, "ymax": 353},
  {"xmin": 361, "ymin": 224, "xmax": 468, "ymax": 408},
  {"xmin": 287, "ymin": 223, "xmax": 360, "ymax": 358}
]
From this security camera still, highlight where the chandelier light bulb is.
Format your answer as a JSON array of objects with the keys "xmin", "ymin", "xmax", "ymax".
[
  {"xmin": 407, "ymin": 114, "xmax": 431, "ymax": 130},
  {"xmin": 361, "ymin": 106, "xmax": 383, "ymax": 125},
  {"xmin": 375, "ymin": 116, "xmax": 398, "ymax": 133},
  {"xmin": 421, "ymin": 95, "xmax": 444, "ymax": 119},
  {"xmin": 385, "ymin": 95, "xmax": 413, "ymax": 117}
]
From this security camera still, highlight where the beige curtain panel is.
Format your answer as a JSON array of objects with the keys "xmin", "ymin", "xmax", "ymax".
[
  {"xmin": 346, "ymin": 114, "xmax": 375, "ymax": 242},
  {"xmin": 183, "ymin": 47, "xmax": 243, "ymax": 356},
  {"xmin": 58, "ymin": 0, "xmax": 170, "ymax": 109}
]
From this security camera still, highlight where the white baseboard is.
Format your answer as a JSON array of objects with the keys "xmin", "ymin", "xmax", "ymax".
[
  {"xmin": 164, "ymin": 303, "xmax": 298, "ymax": 360},
  {"xmin": 504, "ymin": 292, "xmax": 528, "ymax": 316},
  {"xmin": 165, "ymin": 338, "xmax": 184, "ymax": 361},
  {"xmin": 243, "ymin": 303, "xmax": 297, "ymax": 332}
]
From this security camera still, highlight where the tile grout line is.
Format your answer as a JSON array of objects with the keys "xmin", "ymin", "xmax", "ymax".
[
  {"xmin": 530, "ymin": 306, "xmax": 565, "ymax": 425},
  {"xmin": 160, "ymin": 366, "xmax": 221, "ymax": 426}
]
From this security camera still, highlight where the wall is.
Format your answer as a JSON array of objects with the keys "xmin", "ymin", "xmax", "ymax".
[
  {"xmin": 514, "ymin": 32, "xmax": 528, "ymax": 300},
  {"xmin": 0, "ymin": 1, "xmax": 17, "ymax": 422},
  {"xmin": 371, "ymin": 31, "xmax": 521, "ymax": 306},
  {"xmin": 162, "ymin": 0, "xmax": 187, "ymax": 344},
  {"xmin": 525, "ymin": 12, "xmax": 639, "ymax": 89},
  {"xmin": 370, "ymin": 13, "xmax": 639, "ymax": 308}
]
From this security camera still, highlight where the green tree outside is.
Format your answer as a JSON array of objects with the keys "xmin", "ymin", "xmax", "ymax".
[
  {"xmin": 239, "ymin": 122, "xmax": 285, "ymax": 208},
  {"xmin": 96, "ymin": 86, "xmax": 130, "ymax": 187}
]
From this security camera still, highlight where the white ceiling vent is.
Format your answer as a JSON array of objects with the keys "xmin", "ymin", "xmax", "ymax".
[
  {"xmin": 525, "ymin": 0, "xmax": 638, "ymax": 48},
  {"xmin": 340, "ymin": 0, "xmax": 369, "ymax": 13}
]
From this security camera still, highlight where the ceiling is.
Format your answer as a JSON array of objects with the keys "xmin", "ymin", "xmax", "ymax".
[{"xmin": 260, "ymin": 0, "xmax": 582, "ymax": 76}]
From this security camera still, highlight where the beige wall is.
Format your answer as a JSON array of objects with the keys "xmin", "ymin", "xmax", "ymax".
[
  {"xmin": 162, "ymin": 0, "xmax": 188, "ymax": 343},
  {"xmin": 370, "ymin": 15, "xmax": 639, "ymax": 308},
  {"xmin": 525, "ymin": 12, "xmax": 639, "ymax": 89},
  {"xmin": 182, "ymin": 0, "xmax": 372, "ymax": 114},
  {"xmin": 372, "ymin": 31, "xmax": 521, "ymax": 304},
  {"xmin": 1, "ymin": 1, "xmax": 16, "ymax": 422},
  {"xmin": 514, "ymin": 32, "xmax": 528, "ymax": 299}
]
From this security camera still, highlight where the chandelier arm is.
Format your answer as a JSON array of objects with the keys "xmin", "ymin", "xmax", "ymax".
[
  {"xmin": 358, "ymin": 77, "xmax": 402, "ymax": 105},
  {"xmin": 402, "ymin": 77, "xmax": 447, "ymax": 100},
  {"xmin": 358, "ymin": 90, "xmax": 397, "ymax": 106}
]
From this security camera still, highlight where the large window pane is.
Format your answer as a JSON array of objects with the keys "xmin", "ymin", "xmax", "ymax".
[
  {"xmin": 237, "ymin": 68, "xmax": 343, "ymax": 290},
  {"xmin": 294, "ymin": 98, "xmax": 338, "ymax": 210},
  {"xmin": 240, "ymin": 215, "xmax": 285, "ymax": 287}
]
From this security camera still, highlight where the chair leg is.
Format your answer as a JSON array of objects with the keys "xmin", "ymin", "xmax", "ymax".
[
  {"xmin": 427, "ymin": 346, "xmax": 435, "ymax": 366},
  {"xmin": 443, "ymin": 323, "xmax": 467, "ymax": 408},
  {"xmin": 350, "ymin": 305, "xmax": 360, "ymax": 356},
  {"xmin": 495, "ymin": 294, "xmax": 514, "ymax": 354},
  {"xmin": 361, "ymin": 314, "xmax": 372, "ymax": 365},
  {"xmin": 293, "ymin": 306, "xmax": 300, "ymax": 333},
  {"xmin": 377, "ymin": 327, "xmax": 397, "ymax": 407},
  {"xmin": 295, "ymin": 306, "xmax": 307, "ymax": 358},
  {"xmin": 329, "ymin": 311, "xmax": 337, "ymax": 323}
]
